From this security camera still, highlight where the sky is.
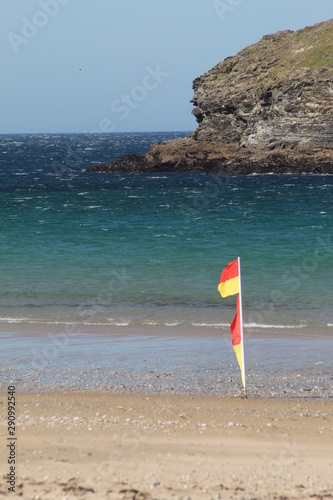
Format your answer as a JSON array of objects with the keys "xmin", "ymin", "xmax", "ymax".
[{"xmin": 1, "ymin": 0, "xmax": 332, "ymax": 134}]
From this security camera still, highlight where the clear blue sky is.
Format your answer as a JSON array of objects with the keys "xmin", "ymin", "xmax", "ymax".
[{"xmin": 1, "ymin": 0, "xmax": 332, "ymax": 134}]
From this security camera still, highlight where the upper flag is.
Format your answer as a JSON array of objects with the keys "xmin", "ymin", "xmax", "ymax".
[{"xmin": 218, "ymin": 258, "xmax": 239, "ymax": 298}]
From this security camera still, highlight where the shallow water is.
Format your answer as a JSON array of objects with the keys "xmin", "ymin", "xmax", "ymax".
[{"xmin": 1, "ymin": 329, "xmax": 332, "ymax": 399}]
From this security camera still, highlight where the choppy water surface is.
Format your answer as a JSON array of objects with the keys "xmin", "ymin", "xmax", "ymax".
[{"xmin": 0, "ymin": 133, "xmax": 332, "ymax": 334}]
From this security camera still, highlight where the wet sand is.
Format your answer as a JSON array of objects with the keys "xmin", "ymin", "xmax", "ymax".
[
  {"xmin": 1, "ymin": 391, "xmax": 332, "ymax": 499},
  {"xmin": 1, "ymin": 327, "xmax": 332, "ymax": 398},
  {"xmin": 1, "ymin": 325, "xmax": 332, "ymax": 498}
]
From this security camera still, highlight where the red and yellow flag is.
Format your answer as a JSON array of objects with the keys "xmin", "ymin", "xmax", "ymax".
[
  {"xmin": 218, "ymin": 258, "xmax": 239, "ymax": 298},
  {"xmin": 230, "ymin": 295, "xmax": 245, "ymax": 387},
  {"xmin": 218, "ymin": 258, "xmax": 246, "ymax": 391}
]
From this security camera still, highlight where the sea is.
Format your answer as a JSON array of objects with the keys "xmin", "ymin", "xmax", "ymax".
[{"xmin": 1, "ymin": 133, "xmax": 332, "ymax": 396}]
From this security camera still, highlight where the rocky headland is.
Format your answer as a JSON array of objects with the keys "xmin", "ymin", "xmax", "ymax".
[{"xmin": 88, "ymin": 19, "xmax": 333, "ymax": 174}]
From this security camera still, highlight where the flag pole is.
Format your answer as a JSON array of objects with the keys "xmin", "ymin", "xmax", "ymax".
[{"xmin": 238, "ymin": 256, "xmax": 246, "ymax": 397}]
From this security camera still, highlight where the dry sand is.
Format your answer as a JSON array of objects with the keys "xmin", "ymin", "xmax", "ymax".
[{"xmin": 1, "ymin": 391, "xmax": 332, "ymax": 499}]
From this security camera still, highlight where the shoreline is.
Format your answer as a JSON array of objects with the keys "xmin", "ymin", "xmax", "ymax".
[
  {"xmin": 1, "ymin": 320, "xmax": 333, "ymax": 338},
  {"xmin": 1, "ymin": 327, "xmax": 332, "ymax": 400},
  {"xmin": 1, "ymin": 391, "xmax": 332, "ymax": 499}
]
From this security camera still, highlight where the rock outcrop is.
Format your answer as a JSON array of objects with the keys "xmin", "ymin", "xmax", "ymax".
[{"xmin": 88, "ymin": 19, "xmax": 333, "ymax": 174}]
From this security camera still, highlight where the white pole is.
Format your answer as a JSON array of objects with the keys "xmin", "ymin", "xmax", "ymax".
[{"xmin": 238, "ymin": 256, "xmax": 246, "ymax": 397}]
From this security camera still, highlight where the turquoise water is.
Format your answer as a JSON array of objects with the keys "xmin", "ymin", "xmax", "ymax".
[{"xmin": 0, "ymin": 133, "xmax": 332, "ymax": 334}]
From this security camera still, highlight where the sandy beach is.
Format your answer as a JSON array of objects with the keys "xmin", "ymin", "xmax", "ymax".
[
  {"xmin": 1, "ymin": 327, "xmax": 332, "ymax": 498},
  {"xmin": 1, "ymin": 391, "xmax": 332, "ymax": 499}
]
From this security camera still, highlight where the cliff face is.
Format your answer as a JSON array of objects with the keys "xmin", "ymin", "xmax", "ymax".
[
  {"xmin": 190, "ymin": 20, "xmax": 333, "ymax": 147},
  {"xmin": 88, "ymin": 19, "xmax": 333, "ymax": 174}
]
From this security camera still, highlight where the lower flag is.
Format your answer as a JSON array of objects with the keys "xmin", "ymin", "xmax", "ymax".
[{"xmin": 230, "ymin": 295, "xmax": 245, "ymax": 387}]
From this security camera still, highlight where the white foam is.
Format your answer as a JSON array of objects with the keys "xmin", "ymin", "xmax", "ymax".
[
  {"xmin": 0, "ymin": 317, "xmax": 30, "ymax": 323},
  {"xmin": 245, "ymin": 323, "xmax": 306, "ymax": 329},
  {"xmin": 192, "ymin": 322, "xmax": 230, "ymax": 328}
]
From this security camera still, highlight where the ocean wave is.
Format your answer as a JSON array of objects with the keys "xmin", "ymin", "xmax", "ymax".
[
  {"xmin": 192, "ymin": 322, "xmax": 229, "ymax": 328},
  {"xmin": 191, "ymin": 322, "xmax": 308, "ymax": 329},
  {"xmin": 0, "ymin": 315, "xmax": 331, "ymax": 332},
  {"xmin": 0, "ymin": 317, "xmax": 31, "ymax": 324},
  {"xmin": 0, "ymin": 317, "xmax": 132, "ymax": 327},
  {"xmin": 245, "ymin": 323, "xmax": 306, "ymax": 329}
]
